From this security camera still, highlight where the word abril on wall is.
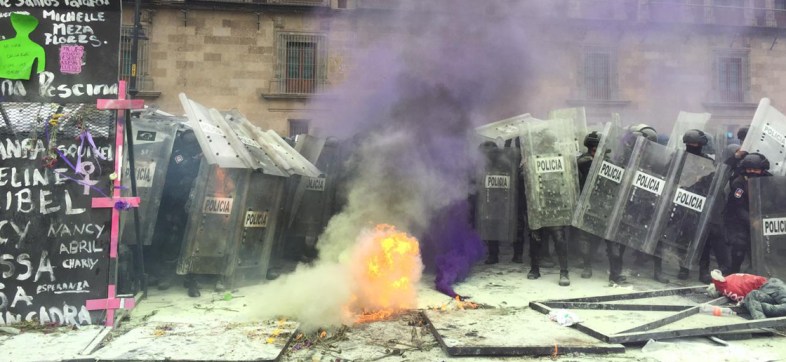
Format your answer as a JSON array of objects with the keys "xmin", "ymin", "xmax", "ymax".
[
  {"xmin": 0, "ymin": 0, "xmax": 120, "ymax": 102},
  {"xmin": 1, "ymin": 1, "xmax": 122, "ymax": 326},
  {"xmin": 0, "ymin": 132, "xmax": 115, "ymax": 327}
]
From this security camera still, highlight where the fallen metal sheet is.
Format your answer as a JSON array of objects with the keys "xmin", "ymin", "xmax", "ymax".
[
  {"xmin": 422, "ymin": 309, "xmax": 625, "ymax": 357},
  {"xmin": 531, "ymin": 287, "xmax": 786, "ymax": 344},
  {"xmin": 85, "ymin": 320, "xmax": 298, "ymax": 361}
]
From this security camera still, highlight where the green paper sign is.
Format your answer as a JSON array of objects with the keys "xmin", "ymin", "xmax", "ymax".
[{"xmin": 0, "ymin": 13, "xmax": 46, "ymax": 80}]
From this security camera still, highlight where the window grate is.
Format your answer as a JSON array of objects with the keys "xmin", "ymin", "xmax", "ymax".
[
  {"xmin": 275, "ymin": 33, "xmax": 327, "ymax": 94},
  {"xmin": 581, "ymin": 48, "xmax": 617, "ymax": 101},
  {"xmin": 120, "ymin": 26, "xmax": 150, "ymax": 91},
  {"xmin": 715, "ymin": 51, "xmax": 749, "ymax": 103},
  {"xmin": 288, "ymin": 119, "xmax": 310, "ymax": 136}
]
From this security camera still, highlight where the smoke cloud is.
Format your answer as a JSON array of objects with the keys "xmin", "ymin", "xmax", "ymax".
[{"xmin": 257, "ymin": 1, "xmax": 544, "ymax": 328}]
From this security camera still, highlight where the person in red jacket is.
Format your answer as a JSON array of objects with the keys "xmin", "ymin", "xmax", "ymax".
[
  {"xmin": 710, "ymin": 269, "xmax": 767, "ymax": 302},
  {"xmin": 709, "ymin": 269, "xmax": 786, "ymax": 319}
]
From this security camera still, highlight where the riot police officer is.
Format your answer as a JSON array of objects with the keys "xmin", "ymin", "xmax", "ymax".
[
  {"xmin": 577, "ymin": 131, "xmax": 628, "ymax": 284},
  {"xmin": 476, "ymin": 141, "xmax": 523, "ymax": 264},
  {"xmin": 150, "ymin": 129, "xmax": 204, "ymax": 297},
  {"xmin": 725, "ymin": 152, "xmax": 772, "ymax": 273},
  {"xmin": 675, "ymin": 129, "xmax": 731, "ymax": 282},
  {"xmin": 625, "ymin": 124, "xmax": 672, "ymax": 283},
  {"xmin": 523, "ymin": 129, "xmax": 573, "ymax": 287}
]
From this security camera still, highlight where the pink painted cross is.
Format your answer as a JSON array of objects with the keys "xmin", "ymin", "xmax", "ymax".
[{"xmin": 86, "ymin": 81, "xmax": 144, "ymax": 327}]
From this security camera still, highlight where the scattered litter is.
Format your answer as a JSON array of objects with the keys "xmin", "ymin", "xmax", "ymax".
[
  {"xmin": 193, "ymin": 303, "xmax": 239, "ymax": 313},
  {"xmin": 0, "ymin": 327, "xmax": 21, "ymax": 335},
  {"xmin": 547, "ymin": 309, "xmax": 582, "ymax": 327}
]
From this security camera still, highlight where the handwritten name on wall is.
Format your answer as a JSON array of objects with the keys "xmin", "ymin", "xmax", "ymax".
[
  {"xmin": 0, "ymin": 0, "xmax": 120, "ymax": 102},
  {"xmin": 0, "ymin": 136, "xmax": 112, "ymax": 326}
]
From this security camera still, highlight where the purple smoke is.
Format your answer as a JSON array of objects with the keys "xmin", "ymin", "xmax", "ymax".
[
  {"xmin": 313, "ymin": 1, "xmax": 540, "ymax": 296},
  {"xmin": 421, "ymin": 201, "xmax": 485, "ymax": 297}
]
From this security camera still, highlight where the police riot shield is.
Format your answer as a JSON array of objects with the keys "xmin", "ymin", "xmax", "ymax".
[
  {"xmin": 179, "ymin": 93, "xmax": 248, "ymax": 169},
  {"xmin": 741, "ymin": 98, "xmax": 786, "ymax": 176},
  {"xmin": 229, "ymin": 170, "xmax": 287, "ymax": 278},
  {"xmin": 287, "ymin": 136, "xmax": 341, "ymax": 242},
  {"xmin": 609, "ymin": 137, "xmax": 679, "ymax": 254},
  {"xmin": 548, "ymin": 107, "xmax": 588, "ymax": 156},
  {"xmin": 475, "ymin": 113, "xmax": 536, "ymax": 145},
  {"xmin": 475, "ymin": 146, "xmax": 519, "ymax": 242},
  {"xmin": 572, "ymin": 123, "xmax": 628, "ymax": 239},
  {"xmin": 750, "ymin": 176, "xmax": 786, "ymax": 278},
  {"xmin": 222, "ymin": 110, "xmax": 288, "ymax": 177},
  {"xmin": 177, "ymin": 164, "xmax": 249, "ymax": 276},
  {"xmin": 520, "ymin": 117, "xmax": 580, "ymax": 230},
  {"xmin": 666, "ymin": 111, "xmax": 712, "ymax": 151},
  {"xmin": 176, "ymin": 95, "xmax": 303, "ymax": 278},
  {"xmin": 652, "ymin": 152, "xmax": 720, "ymax": 268},
  {"xmin": 119, "ymin": 114, "xmax": 179, "ymax": 245}
]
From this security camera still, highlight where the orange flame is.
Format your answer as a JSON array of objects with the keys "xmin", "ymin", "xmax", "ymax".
[
  {"xmin": 455, "ymin": 295, "xmax": 479, "ymax": 310},
  {"xmin": 350, "ymin": 224, "xmax": 422, "ymax": 323}
]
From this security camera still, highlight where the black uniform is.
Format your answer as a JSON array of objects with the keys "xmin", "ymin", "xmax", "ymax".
[
  {"xmin": 725, "ymin": 173, "xmax": 760, "ymax": 273},
  {"xmin": 149, "ymin": 130, "xmax": 203, "ymax": 295},
  {"xmin": 576, "ymin": 151, "xmax": 626, "ymax": 282}
]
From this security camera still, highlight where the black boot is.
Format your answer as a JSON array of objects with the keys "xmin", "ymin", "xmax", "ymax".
[
  {"xmin": 559, "ymin": 270, "xmax": 570, "ymax": 286},
  {"xmin": 184, "ymin": 275, "xmax": 201, "ymax": 298},
  {"xmin": 527, "ymin": 266, "xmax": 540, "ymax": 279},
  {"xmin": 678, "ymin": 267, "xmax": 689, "ymax": 280},
  {"xmin": 608, "ymin": 256, "xmax": 625, "ymax": 284},
  {"xmin": 653, "ymin": 258, "xmax": 670, "ymax": 284},
  {"xmin": 485, "ymin": 240, "xmax": 500, "ymax": 265}
]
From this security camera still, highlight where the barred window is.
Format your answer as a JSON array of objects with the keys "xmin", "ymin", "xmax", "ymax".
[
  {"xmin": 288, "ymin": 119, "xmax": 310, "ymax": 136},
  {"xmin": 581, "ymin": 48, "xmax": 617, "ymax": 101},
  {"xmin": 120, "ymin": 25, "xmax": 150, "ymax": 90},
  {"xmin": 276, "ymin": 33, "xmax": 327, "ymax": 94},
  {"xmin": 714, "ymin": 51, "xmax": 749, "ymax": 103}
]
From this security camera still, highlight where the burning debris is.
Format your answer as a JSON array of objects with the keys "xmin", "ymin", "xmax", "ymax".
[
  {"xmin": 349, "ymin": 224, "xmax": 423, "ymax": 323},
  {"xmin": 427, "ymin": 295, "xmax": 495, "ymax": 313}
]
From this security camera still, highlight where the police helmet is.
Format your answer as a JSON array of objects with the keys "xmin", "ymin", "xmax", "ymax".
[
  {"xmin": 584, "ymin": 131, "xmax": 601, "ymax": 149},
  {"xmin": 682, "ymin": 129, "xmax": 709, "ymax": 146},
  {"xmin": 479, "ymin": 140, "xmax": 498, "ymax": 152},
  {"xmin": 737, "ymin": 126, "xmax": 749, "ymax": 142},
  {"xmin": 629, "ymin": 124, "xmax": 658, "ymax": 142},
  {"xmin": 739, "ymin": 152, "xmax": 770, "ymax": 171}
]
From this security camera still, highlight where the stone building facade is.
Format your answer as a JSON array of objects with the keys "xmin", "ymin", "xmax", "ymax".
[{"xmin": 123, "ymin": 0, "xmax": 786, "ymax": 135}]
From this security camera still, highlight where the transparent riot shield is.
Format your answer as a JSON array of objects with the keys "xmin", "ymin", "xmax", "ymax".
[
  {"xmin": 610, "ymin": 138, "xmax": 679, "ymax": 254},
  {"xmin": 176, "ymin": 95, "xmax": 300, "ymax": 279},
  {"xmin": 548, "ymin": 107, "xmax": 589, "ymax": 156},
  {"xmin": 652, "ymin": 152, "xmax": 720, "ymax": 268},
  {"xmin": 666, "ymin": 111, "xmax": 712, "ymax": 151},
  {"xmin": 222, "ymin": 110, "xmax": 288, "ymax": 177},
  {"xmin": 520, "ymin": 117, "xmax": 580, "ymax": 230},
  {"xmin": 288, "ymin": 138, "xmax": 341, "ymax": 242},
  {"xmin": 741, "ymin": 98, "xmax": 786, "ymax": 176},
  {"xmin": 572, "ymin": 123, "xmax": 628, "ymax": 239},
  {"xmin": 120, "ymin": 114, "xmax": 179, "ymax": 245},
  {"xmin": 475, "ymin": 147, "xmax": 519, "ymax": 242},
  {"xmin": 179, "ymin": 93, "xmax": 247, "ymax": 168},
  {"xmin": 229, "ymin": 171, "xmax": 287, "ymax": 278},
  {"xmin": 177, "ymin": 164, "xmax": 249, "ymax": 276},
  {"xmin": 475, "ymin": 113, "xmax": 536, "ymax": 145},
  {"xmin": 750, "ymin": 176, "xmax": 786, "ymax": 278}
]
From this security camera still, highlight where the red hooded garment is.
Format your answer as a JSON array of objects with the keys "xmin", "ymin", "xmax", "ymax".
[{"xmin": 712, "ymin": 272, "xmax": 768, "ymax": 302}]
